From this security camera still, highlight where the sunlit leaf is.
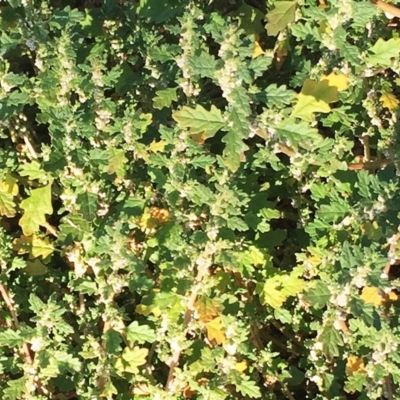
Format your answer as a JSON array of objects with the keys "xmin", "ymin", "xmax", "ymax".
[{"xmin": 19, "ymin": 184, "xmax": 53, "ymax": 236}]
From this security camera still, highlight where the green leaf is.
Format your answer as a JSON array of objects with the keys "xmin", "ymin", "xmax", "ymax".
[
  {"xmin": 0, "ymin": 329, "xmax": 22, "ymax": 347},
  {"xmin": 3, "ymin": 377, "xmax": 25, "ymax": 400},
  {"xmin": 232, "ymin": 2, "xmax": 265, "ymax": 37},
  {"xmin": 18, "ymin": 160, "xmax": 50, "ymax": 183},
  {"xmin": 318, "ymin": 202, "xmax": 350, "ymax": 222},
  {"xmin": 78, "ymin": 192, "xmax": 98, "ymax": 221},
  {"xmin": 265, "ymin": 1, "xmax": 297, "ymax": 36},
  {"xmin": 345, "ymin": 372, "xmax": 367, "ymax": 393},
  {"xmin": 303, "ymin": 281, "xmax": 330, "ymax": 308},
  {"xmin": 153, "ymin": 88, "xmax": 178, "ymax": 109},
  {"xmin": 188, "ymin": 52, "xmax": 220, "ymax": 79},
  {"xmin": 264, "ymin": 84, "xmax": 296, "ymax": 107},
  {"xmin": 190, "ymin": 154, "xmax": 215, "ymax": 169},
  {"xmin": 107, "ymin": 149, "xmax": 128, "ymax": 177},
  {"xmin": 227, "ymin": 216, "xmax": 248, "ymax": 231},
  {"xmin": 24, "ymin": 259, "xmax": 48, "ymax": 276},
  {"xmin": 29, "ymin": 293, "xmax": 45, "ymax": 314},
  {"xmin": 172, "ymin": 104, "xmax": 225, "ymax": 138},
  {"xmin": 236, "ymin": 378, "xmax": 262, "ymax": 398},
  {"xmin": 367, "ymin": 38, "xmax": 400, "ymax": 67},
  {"xmin": 115, "ymin": 346, "xmax": 148, "ymax": 375},
  {"xmin": 319, "ymin": 325, "xmax": 343, "ymax": 358},
  {"xmin": 126, "ymin": 321, "xmax": 157, "ymax": 344},
  {"xmin": 275, "ymin": 119, "xmax": 322, "ymax": 148},
  {"xmin": 19, "ymin": 185, "xmax": 53, "ymax": 236}
]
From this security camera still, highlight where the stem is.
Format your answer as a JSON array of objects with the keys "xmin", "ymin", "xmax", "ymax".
[
  {"xmin": 371, "ymin": 0, "xmax": 400, "ymax": 17},
  {"xmin": 165, "ymin": 249, "xmax": 211, "ymax": 391},
  {"xmin": 0, "ymin": 284, "xmax": 46, "ymax": 395}
]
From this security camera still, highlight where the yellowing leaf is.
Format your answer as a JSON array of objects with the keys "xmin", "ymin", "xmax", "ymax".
[
  {"xmin": 31, "ymin": 236, "xmax": 54, "ymax": 258},
  {"xmin": 360, "ymin": 286, "xmax": 383, "ymax": 306},
  {"xmin": 19, "ymin": 184, "xmax": 53, "ymax": 236},
  {"xmin": 291, "ymin": 76, "xmax": 346, "ymax": 121},
  {"xmin": 13, "ymin": 235, "xmax": 32, "ymax": 255},
  {"xmin": 346, "ymin": 355, "xmax": 366, "ymax": 376},
  {"xmin": 0, "ymin": 191, "xmax": 16, "ymax": 217},
  {"xmin": 252, "ymin": 41, "xmax": 265, "ymax": 59},
  {"xmin": 205, "ymin": 317, "xmax": 226, "ymax": 345},
  {"xmin": 194, "ymin": 295, "xmax": 221, "ymax": 323},
  {"xmin": 148, "ymin": 140, "xmax": 167, "ymax": 153},
  {"xmin": 380, "ymin": 92, "xmax": 399, "ymax": 111},
  {"xmin": 360, "ymin": 221, "xmax": 383, "ymax": 240},
  {"xmin": 235, "ymin": 361, "xmax": 248, "ymax": 373}
]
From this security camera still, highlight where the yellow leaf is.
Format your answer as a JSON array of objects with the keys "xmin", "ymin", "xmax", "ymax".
[
  {"xmin": 360, "ymin": 221, "xmax": 383, "ymax": 240},
  {"xmin": 189, "ymin": 132, "xmax": 206, "ymax": 145},
  {"xmin": 252, "ymin": 41, "xmax": 265, "ymax": 58},
  {"xmin": 0, "ymin": 174, "xmax": 18, "ymax": 196},
  {"xmin": 205, "ymin": 317, "xmax": 226, "ymax": 345},
  {"xmin": 148, "ymin": 140, "xmax": 166, "ymax": 153},
  {"xmin": 235, "ymin": 361, "xmax": 248, "ymax": 373},
  {"xmin": 360, "ymin": 286, "xmax": 383, "ymax": 306},
  {"xmin": 135, "ymin": 304, "xmax": 161, "ymax": 317},
  {"xmin": 346, "ymin": 355, "xmax": 366, "ymax": 376},
  {"xmin": 260, "ymin": 281, "xmax": 287, "ymax": 309},
  {"xmin": 321, "ymin": 72, "xmax": 349, "ymax": 92},
  {"xmin": 380, "ymin": 92, "xmax": 399, "ymax": 111}
]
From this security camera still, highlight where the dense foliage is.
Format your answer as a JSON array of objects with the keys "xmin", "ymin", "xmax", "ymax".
[{"xmin": 1, "ymin": 0, "xmax": 400, "ymax": 398}]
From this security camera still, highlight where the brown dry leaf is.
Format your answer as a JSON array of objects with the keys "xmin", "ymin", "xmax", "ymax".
[
  {"xmin": 360, "ymin": 286, "xmax": 384, "ymax": 307},
  {"xmin": 149, "ymin": 207, "xmax": 170, "ymax": 223},
  {"xmin": 189, "ymin": 132, "xmax": 206, "ymax": 145},
  {"xmin": 182, "ymin": 385, "xmax": 197, "ymax": 399},
  {"xmin": 387, "ymin": 290, "xmax": 399, "ymax": 301},
  {"xmin": 346, "ymin": 355, "xmax": 366, "ymax": 376},
  {"xmin": 205, "ymin": 317, "xmax": 226, "ymax": 345},
  {"xmin": 273, "ymin": 40, "xmax": 288, "ymax": 71}
]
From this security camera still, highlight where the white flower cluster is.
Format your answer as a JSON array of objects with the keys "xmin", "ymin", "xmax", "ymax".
[
  {"xmin": 175, "ymin": 11, "xmax": 199, "ymax": 97},
  {"xmin": 214, "ymin": 26, "xmax": 242, "ymax": 103}
]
